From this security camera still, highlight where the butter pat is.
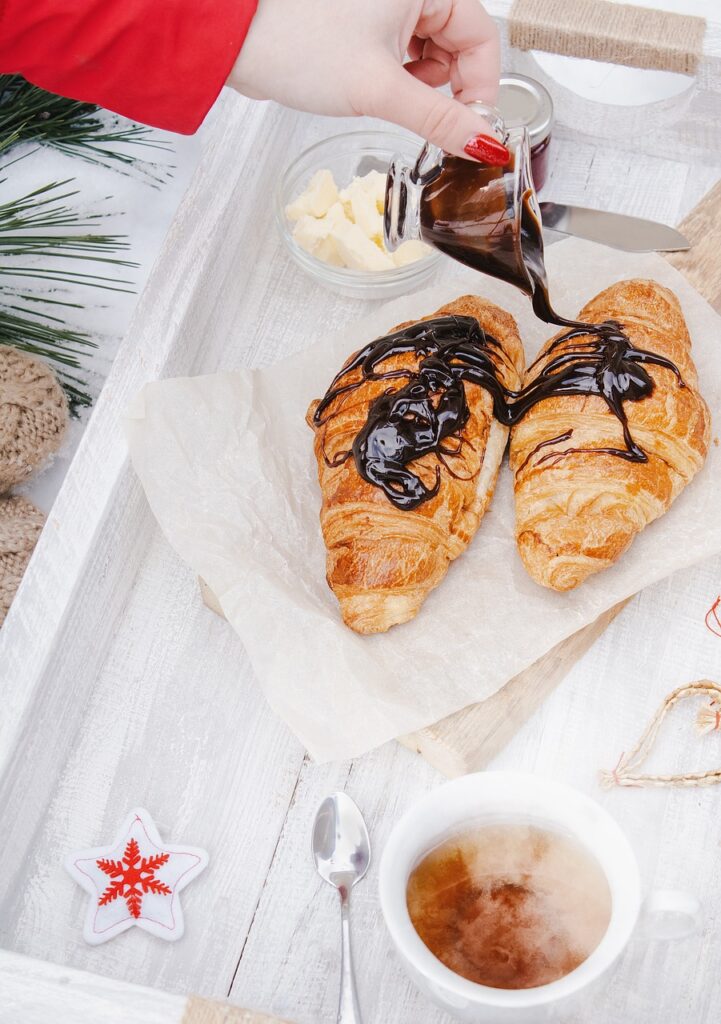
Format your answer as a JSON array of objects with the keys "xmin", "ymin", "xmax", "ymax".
[
  {"xmin": 392, "ymin": 240, "xmax": 431, "ymax": 267},
  {"xmin": 286, "ymin": 169, "xmax": 339, "ymax": 220},
  {"xmin": 286, "ymin": 168, "xmax": 432, "ymax": 272},
  {"xmin": 333, "ymin": 220, "xmax": 394, "ymax": 271},
  {"xmin": 292, "ymin": 202, "xmax": 345, "ymax": 266},
  {"xmin": 339, "ymin": 177, "xmax": 383, "ymax": 239}
]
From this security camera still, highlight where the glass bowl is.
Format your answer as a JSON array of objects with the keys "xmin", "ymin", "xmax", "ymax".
[{"xmin": 275, "ymin": 129, "xmax": 441, "ymax": 299}]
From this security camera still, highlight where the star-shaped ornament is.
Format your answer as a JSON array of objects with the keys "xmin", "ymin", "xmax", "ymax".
[{"xmin": 65, "ymin": 807, "xmax": 208, "ymax": 944}]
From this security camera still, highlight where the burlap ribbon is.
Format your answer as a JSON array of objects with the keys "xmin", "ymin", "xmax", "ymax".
[
  {"xmin": 509, "ymin": 0, "xmax": 706, "ymax": 76},
  {"xmin": 181, "ymin": 996, "xmax": 290, "ymax": 1024}
]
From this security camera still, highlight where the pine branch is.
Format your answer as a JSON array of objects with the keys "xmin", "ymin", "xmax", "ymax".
[
  {"xmin": 0, "ymin": 180, "xmax": 135, "ymax": 275},
  {"xmin": 0, "ymin": 75, "xmax": 173, "ymax": 175},
  {"xmin": 0, "ymin": 178, "xmax": 140, "ymax": 411},
  {"xmin": 0, "ymin": 82, "xmax": 170, "ymax": 414},
  {"xmin": 0, "ymin": 308, "xmax": 97, "ymax": 410}
]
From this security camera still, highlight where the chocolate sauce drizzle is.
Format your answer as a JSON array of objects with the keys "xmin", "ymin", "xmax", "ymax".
[
  {"xmin": 508, "ymin": 320, "xmax": 686, "ymax": 462},
  {"xmin": 314, "ymin": 314, "xmax": 686, "ymax": 511},
  {"xmin": 313, "ymin": 316, "xmax": 507, "ymax": 510}
]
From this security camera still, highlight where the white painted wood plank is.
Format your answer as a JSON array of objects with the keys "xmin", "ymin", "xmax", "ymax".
[
  {"xmin": 0, "ymin": 98, "xmax": 429, "ymax": 1000},
  {"xmin": 227, "ymin": 743, "xmax": 444, "ymax": 1023},
  {"xmin": 0, "ymin": 950, "xmax": 185, "ymax": 1024},
  {"xmin": 0, "ymin": 523, "xmax": 307, "ymax": 998},
  {"xmin": 0, "ymin": 950, "xmax": 288, "ymax": 1024},
  {"xmin": 228, "ymin": 571, "xmax": 721, "ymax": 1024},
  {"xmin": 2, "ymin": 83, "xmax": 721, "ymax": 1024}
]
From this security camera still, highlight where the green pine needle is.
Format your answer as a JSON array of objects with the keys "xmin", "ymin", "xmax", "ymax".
[
  {"xmin": 0, "ymin": 178, "xmax": 140, "ymax": 410},
  {"xmin": 0, "ymin": 78, "xmax": 173, "ymax": 412},
  {"xmin": 0, "ymin": 307, "xmax": 96, "ymax": 409},
  {"xmin": 0, "ymin": 75, "xmax": 172, "ymax": 174}
]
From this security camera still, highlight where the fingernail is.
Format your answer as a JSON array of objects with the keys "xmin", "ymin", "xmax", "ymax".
[{"xmin": 463, "ymin": 133, "xmax": 510, "ymax": 166}]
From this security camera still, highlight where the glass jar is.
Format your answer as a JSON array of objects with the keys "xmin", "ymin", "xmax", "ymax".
[
  {"xmin": 383, "ymin": 105, "xmax": 546, "ymax": 304},
  {"xmin": 496, "ymin": 73, "xmax": 554, "ymax": 191}
]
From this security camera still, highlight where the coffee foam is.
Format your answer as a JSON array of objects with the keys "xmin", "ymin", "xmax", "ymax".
[{"xmin": 406, "ymin": 822, "xmax": 611, "ymax": 989}]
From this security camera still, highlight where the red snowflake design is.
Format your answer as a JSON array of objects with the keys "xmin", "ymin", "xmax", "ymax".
[
  {"xmin": 97, "ymin": 837, "xmax": 172, "ymax": 918},
  {"xmin": 705, "ymin": 596, "xmax": 721, "ymax": 638}
]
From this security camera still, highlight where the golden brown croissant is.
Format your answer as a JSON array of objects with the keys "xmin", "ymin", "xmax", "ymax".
[
  {"xmin": 307, "ymin": 296, "xmax": 525, "ymax": 634},
  {"xmin": 510, "ymin": 279, "xmax": 711, "ymax": 591}
]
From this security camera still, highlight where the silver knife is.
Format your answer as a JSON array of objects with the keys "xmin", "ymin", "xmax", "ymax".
[{"xmin": 540, "ymin": 202, "xmax": 690, "ymax": 252}]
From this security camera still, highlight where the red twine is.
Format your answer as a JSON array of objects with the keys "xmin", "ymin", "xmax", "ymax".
[{"xmin": 705, "ymin": 596, "xmax": 721, "ymax": 638}]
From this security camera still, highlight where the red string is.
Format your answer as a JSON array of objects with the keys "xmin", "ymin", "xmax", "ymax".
[{"xmin": 705, "ymin": 596, "xmax": 721, "ymax": 638}]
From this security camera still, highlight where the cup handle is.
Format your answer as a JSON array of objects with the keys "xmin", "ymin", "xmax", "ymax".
[{"xmin": 640, "ymin": 889, "xmax": 702, "ymax": 940}]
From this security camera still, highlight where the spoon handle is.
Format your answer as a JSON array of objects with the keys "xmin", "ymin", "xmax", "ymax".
[{"xmin": 337, "ymin": 886, "xmax": 362, "ymax": 1024}]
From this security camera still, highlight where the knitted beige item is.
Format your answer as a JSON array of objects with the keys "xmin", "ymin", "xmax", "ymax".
[
  {"xmin": 0, "ymin": 346, "xmax": 69, "ymax": 494},
  {"xmin": 0, "ymin": 494, "xmax": 45, "ymax": 625}
]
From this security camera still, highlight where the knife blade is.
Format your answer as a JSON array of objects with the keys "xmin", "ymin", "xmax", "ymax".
[{"xmin": 539, "ymin": 202, "xmax": 690, "ymax": 252}]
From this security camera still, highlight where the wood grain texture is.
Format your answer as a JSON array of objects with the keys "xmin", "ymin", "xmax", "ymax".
[
  {"xmin": 182, "ymin": 995, "xmax": 289, "ymax": 1024},
  {"xmin": 0, "ymin": 951, "xmax": 290, "ymax": 1024},
  {"xmin": 400, "ymin": 600, "xmax": 631, "ymax": 775},
  {"xmin": 666, "ymin": 179, "xmax": 721, "ymax": 312},
  {"xmin": 1, "ymin": 92, "xmax": 721, "ymax": 1024},
  {"xmin": 0, "ymin": 950, "xmax": 187, "ymax": 1024}
]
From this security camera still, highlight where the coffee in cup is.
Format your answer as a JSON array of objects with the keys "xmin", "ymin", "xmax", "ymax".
[{"xmin": 406, "ymin": 821, "xmax": 611, "ymax": 990}]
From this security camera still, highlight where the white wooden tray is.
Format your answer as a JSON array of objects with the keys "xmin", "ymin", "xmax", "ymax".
[{"xmin": 2, "ymin": 75, "xmax": 721, "ymax": 1024}]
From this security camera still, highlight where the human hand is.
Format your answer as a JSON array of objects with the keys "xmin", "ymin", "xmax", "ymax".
[{"xmin": 228, "ymin": 0, "xmax": 507, "ymax": 164}]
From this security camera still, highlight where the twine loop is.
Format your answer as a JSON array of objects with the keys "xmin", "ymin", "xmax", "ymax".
[{"xmin": 601, "ymin": 681, "xmax": 721, "ymax": 790}]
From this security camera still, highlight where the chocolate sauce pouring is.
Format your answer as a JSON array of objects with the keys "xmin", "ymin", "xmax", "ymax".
[
  {"xmin": 314, "ymin": 154, "xmax": 686, "ymax": 510},
  {"xmin": 419, "ymin": 150, "xmax": 580, "ymax": 329}
]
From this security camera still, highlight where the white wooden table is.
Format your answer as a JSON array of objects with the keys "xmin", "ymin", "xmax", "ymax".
[{"xmin": 2, "ymin": 84, "xmax": 721, "ymax": 1024}]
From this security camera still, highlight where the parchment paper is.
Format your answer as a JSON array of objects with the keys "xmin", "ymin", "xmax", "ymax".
[{"xmin": 125, "ymin": 238, "xmax": 721, "ymax": 762}]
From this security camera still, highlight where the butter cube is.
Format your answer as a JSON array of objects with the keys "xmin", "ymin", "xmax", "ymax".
[
  {"xmin": 292, "ymin": 202, "xmax": 346, "ymax": 263},
  {"xmin": 332, "ymin": 219, "xmax": 394, "ymax": 271},
  {"xmin": 340, "ymin": 177, "xmax": 384, "ymax": 239},
  {"xmin": 286, "ymin": 169, "xmax": 339, "ymax": 221},
  {"xmin": 392, "ymin": 240, "xmax": 432, "ymax": 267},
  {"xmin": 364, "ymin": 169, "xmax": 389, "ymax": 213},
  {"xmin": 314, "ymin": 236, "xmax": 344, "ymax": 266}
]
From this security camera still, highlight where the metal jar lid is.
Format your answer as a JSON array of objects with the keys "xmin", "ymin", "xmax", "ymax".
[{"xmin": 497, "ymin": 73, "xmax": 554, "ymax": 146}]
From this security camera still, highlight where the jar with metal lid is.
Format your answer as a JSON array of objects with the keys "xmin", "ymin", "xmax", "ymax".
[{"xmin": 496, "ymin": 73, "xmax": 554, "ymax": 191}]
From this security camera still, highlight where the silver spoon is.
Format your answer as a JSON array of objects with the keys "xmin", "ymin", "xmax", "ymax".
[{"xmin": 312, "ymin": 792, "xmax": 371, "ymax": 1024}]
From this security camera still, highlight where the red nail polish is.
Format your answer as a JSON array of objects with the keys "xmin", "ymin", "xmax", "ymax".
[{"xmin": 463, "ymin": 133, "xmax": 510, "ymax": 167}]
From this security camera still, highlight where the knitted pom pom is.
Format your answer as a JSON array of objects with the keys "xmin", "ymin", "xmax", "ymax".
[
  {"xmin": 0, "ymin": 346, "xmax": 68, "ymax": 493},
  {"xmin": 0, "ymin": 494, "xmax": 45, "ymax": 624}
]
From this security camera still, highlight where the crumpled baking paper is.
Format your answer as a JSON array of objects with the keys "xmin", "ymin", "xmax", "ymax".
[{"xmin": 125, "ymin": 238, "xmax": 721, "ymax": 762}]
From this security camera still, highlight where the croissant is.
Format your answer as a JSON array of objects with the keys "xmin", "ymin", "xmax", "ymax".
[
  {"xmin": 510, "ymin": 279, "xmax": 711, "ymax": 591},
  {"xmin": 307, "ymin": 296, "xmax": 525, "ymax": 634}
]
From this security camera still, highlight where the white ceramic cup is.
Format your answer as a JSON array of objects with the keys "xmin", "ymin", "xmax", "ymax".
[{"xmin": 378, "ymin": 771, "xmax": 699, "ymax": 1023}]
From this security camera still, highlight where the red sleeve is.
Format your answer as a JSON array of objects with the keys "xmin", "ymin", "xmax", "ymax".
[{"xmin": 0, "ymin": 0, "xmax": 258, "ymax": 134}]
